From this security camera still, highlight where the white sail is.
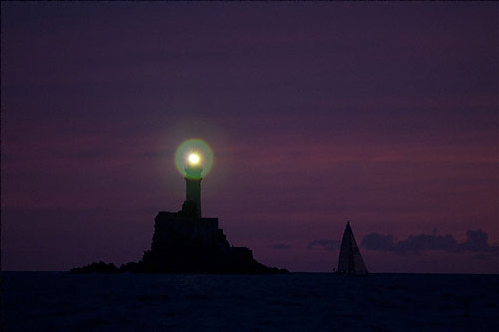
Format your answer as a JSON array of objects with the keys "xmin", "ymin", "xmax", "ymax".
[{"xmin": 337, "ymin": 221, "xmax": 368, "ymax": 275}]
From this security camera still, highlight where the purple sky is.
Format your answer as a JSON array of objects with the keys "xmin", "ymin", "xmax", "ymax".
[{"xmin": 2, "ymin": 2, "xmax": 498, "ymax": 273}]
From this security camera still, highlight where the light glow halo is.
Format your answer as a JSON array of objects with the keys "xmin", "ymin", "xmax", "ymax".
[{"xmin": 174, "ymin": 139, "xmax": 213, "ymax": 179}]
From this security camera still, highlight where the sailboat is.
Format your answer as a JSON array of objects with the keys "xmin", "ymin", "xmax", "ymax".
[{"xmin": 336, "ymin": 221, "xmax": 369, "ymax": 275}]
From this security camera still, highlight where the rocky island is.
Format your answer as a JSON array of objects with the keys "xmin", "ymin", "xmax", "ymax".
[{"xmin": 72, "ymin": 144, "xmax": 287, "ymax": 274}]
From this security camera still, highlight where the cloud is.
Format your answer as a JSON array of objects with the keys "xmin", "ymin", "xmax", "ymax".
[
  {"xmin": 459, "ymin": 230, "xmax": 495, "ymax": 252},
  {"xmin": 271, "ymin": 243, "xmax": 291, "ymax": 250},
  {"xmin": 362, "ymin": 229, "xmax": 498, "ymax": 254},
  {"xmin": 306, "ymin": 239, "xmax": 339, "ymax": 251}
]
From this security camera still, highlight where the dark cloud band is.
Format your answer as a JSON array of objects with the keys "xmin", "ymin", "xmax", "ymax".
[{"xmin": 362, "ymin": 229, "xmax": 498, "ymax": 254}]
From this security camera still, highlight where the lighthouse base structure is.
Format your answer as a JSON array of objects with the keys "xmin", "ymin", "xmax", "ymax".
[
  {"xmin": 137, "ymin": 213, "xmax": 279, "ymax": 274},
  {"xmin": 125, "ymin": 202, "xmax": 286, "ymax": 274}
]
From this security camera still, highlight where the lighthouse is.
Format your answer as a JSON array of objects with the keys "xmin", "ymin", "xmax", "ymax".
[
  {"xmin": 184, "ymin": 153, "xmax": 203, "ymax": 217},
  {"xmin": 72, "ymin": 138, "xmax": 287, "ymax": 274}
]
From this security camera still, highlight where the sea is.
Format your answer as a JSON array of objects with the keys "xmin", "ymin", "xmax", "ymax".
[{"xmin": 2, "ymin": 272, "xmax": 498, "ymax": 331}]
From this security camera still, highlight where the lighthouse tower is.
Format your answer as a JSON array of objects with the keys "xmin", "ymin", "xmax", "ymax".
[{"xmin": 184, "ymin": 153, "xmax": 202, "ymax": 218}]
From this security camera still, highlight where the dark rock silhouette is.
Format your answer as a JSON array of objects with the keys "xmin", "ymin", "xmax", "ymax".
[
  {"xmin": 72, "ymin": 202, "xmax": 286, "ymax": 274},
  {"xmin": 137, "ymin": 202, "xmax": 285, "ymax": 273},
  {"xmin": 70, "ymin": 261, "xmax": 120, "ymax": 274}
]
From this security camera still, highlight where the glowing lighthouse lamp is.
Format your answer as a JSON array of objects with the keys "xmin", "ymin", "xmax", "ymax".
[{"xmin": 188, "ymin": 153, "xmax": 200, "ymax": 165}]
